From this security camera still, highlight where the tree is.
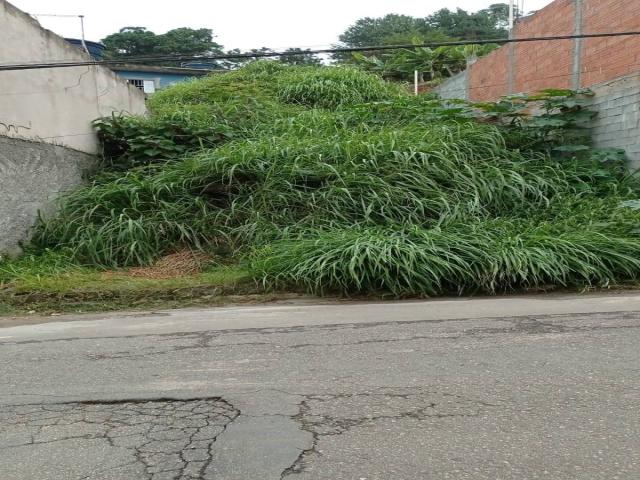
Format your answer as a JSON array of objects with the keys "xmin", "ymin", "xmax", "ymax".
[
  {"xmin": 338, "ymin": 4, "xmax": 510, "ymax": 82},
  {"xmin": 339, "ymin": 14, "xmax": 430, "ymax": 47},
  {"xmin": 338, "ymin": 4, "xmax": 512, "ymax": 50},
  {"xmin": 102, "ymin": 27, "xmax": 222, "ymax": 59},
  {"xmin": 218, "ymin": 47, "xmax": 275, "ymax": 69},
  {"xmin": 278, "ymin": 48, "xmax": 322, "ymax": 66},
  {"xmin": 102, "ymin": 27, "xmax": 159, "ymax": 57},
  {"xmin": 427, "ymin": 7, "xmax": 506, "ymax": 40},
  {"xmin": 480, "ymin": 3, "xmax": 513, "ymax": 30},
  {"xmin": 153, "ymin": 28, "xmax": 222, "ymax": 56},
  {"xmin": 352, "ymin": 44, "xmax": 487, "ymax": 83}
]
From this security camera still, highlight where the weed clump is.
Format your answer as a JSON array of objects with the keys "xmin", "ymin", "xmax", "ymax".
[{"xmin": 29, "ymin": 63, "xmax": 640, "ymax": 296}]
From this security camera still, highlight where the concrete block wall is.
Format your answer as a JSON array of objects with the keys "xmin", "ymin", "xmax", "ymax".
[
  {"xmin": 434, "ymin": 71, "xmax": 468, "ymax": 100},
  {"xmin": 0, "ymin": 137, "xmax": 96, "ymax": 256},
  {"xmin": 588, "ymin": 73, "xmax": 640, "ymax": 168}
]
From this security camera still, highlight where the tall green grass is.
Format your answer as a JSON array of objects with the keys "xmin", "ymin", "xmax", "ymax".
[
  {"xmin": 31, "ymin": 62, "xmax": 640, "ymax": 295},
  {"xmin": 274, "ymin": 65, "xmax": 405, "ymax": 108},
  {"xmin": 252, "ymin": 219, "xmax": 640, "ymax": 295},
  {"xmin": 35, "ymin": 122, "xmax": 597, "ymax": 264}
]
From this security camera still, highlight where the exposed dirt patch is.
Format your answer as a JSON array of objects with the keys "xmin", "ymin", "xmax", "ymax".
[{"xmin": 117, "ymin": 251, "xmax": 211, "ymax": 280}]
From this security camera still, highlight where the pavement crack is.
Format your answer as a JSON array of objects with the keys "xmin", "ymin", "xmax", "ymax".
[
  {"xmin": 0, "ymin": 397, "xmax": 240, "ymax": 480},
  {"xmin": 280, "ymin": 400, "xmax": 319, "ymax": 479},
  {"xmin": 279, "ymin": 388, "xmax": 500, "ymax": 476}
]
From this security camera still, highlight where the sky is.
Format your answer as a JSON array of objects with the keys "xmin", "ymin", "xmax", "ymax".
[{"xmin": 10, "ymin": 0, "xmax": 555, "ymax": 51}]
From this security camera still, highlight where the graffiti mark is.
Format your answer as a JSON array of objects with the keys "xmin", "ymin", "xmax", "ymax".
[{"xmin": 0, "ymin": 120, "xmax": 32, "ymax": 134}]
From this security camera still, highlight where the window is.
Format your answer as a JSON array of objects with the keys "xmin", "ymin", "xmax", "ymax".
[
  {"xmin": 127, "ymin": 79, "xmax": 156, "ymax": 94},
  {"xmin": 128, "ymin": 79, "xmax": 144, "ymax": 90}
]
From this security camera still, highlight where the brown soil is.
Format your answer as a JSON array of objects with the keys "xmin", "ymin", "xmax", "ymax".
[{"xmin": 123, "ymin": 250, "xmax": 211, "ymax": 280}]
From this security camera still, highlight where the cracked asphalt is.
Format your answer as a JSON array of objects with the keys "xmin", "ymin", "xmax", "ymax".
[
  {"xmin": 1, "ymin": 293, "xmax": 640, "ymax": 479},
  {"xmin": 1, "ymin": 399, "xmax": 238, "ymax": 479}
]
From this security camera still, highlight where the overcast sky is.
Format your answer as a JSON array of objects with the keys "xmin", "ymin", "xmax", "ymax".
[{"xmin": 11, "ymin": 0, "xmax": 554, "ymax": 51}]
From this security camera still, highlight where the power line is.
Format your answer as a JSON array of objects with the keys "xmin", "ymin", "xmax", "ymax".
[
  {"xmin": 19, "ymin": 61, "xmax": 640, "ymax": 141},
  {"xmin": 30, "ymin": 13, "xmax": 84, "ymax": 18},
  {"xmin": 1, "ymin": 30, "xmax": 640, "ymax": 72}
]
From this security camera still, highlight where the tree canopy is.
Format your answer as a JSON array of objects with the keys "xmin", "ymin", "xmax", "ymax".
[
  {"xmin": 102, "ymin": 27, "xmax": 223, "ymax": 59},
  {"xmin": 101, "ymin": 28, "xmax": 321, "ymax": 68},
  {"xmin": 278, "ymin": 48, "xmax": 322, "ymax": 66},
  {"xmin": 337, "ymin": 3, "xmax": 513, "ymax": 82},
  {"xmin": 339, "ymin": 4, "xmax": 513, "ymax": 49},
  {"xmin": 100, "ymin": 3, "xmax": 512, "ymax": 75}
]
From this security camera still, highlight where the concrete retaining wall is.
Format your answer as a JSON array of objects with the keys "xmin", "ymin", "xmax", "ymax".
[
  {"xmin": 0, "ymin": 137, "xmax": 96, "ymax": 256},
  {"xmin": 434, "ymin": 71, "xmax": 468, "ymax": 100}
]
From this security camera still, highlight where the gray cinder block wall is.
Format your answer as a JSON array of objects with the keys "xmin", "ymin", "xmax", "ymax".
[
  {"xmin": 435, "ymin": 70, "xmax": 640, "ymax": 170},
  {"xmin": 434, "ymin": 71, "xmax": 469, "ymax": 100},
  {"xmin": 587, "ymin": 73, "xmax": 640, "ymax": 170},
  {"xmin": 0, "ymin": 137, "xmax": 96, "ymax": 256}
]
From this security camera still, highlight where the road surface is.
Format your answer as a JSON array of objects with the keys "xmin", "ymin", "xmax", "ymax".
[{"xmin": 1, "ymin": 293, "xmax": 640, "ymax": 479}]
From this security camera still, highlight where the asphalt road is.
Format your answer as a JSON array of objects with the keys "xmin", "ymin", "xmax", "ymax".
[{"xmin": 1, "ymin": 293, "xmax": 640, "ymax": 479}]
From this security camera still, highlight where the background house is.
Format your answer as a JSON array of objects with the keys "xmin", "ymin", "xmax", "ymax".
[
  {"xmin": 66, "ymin": 39, "xmax": 212, "ymax": 94},
  {"xmin": 109, "ymin": 64, "xmax": 210, "ymax": 94}
]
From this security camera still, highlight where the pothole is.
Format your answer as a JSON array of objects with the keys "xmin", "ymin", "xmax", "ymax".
[{"xmin": 0, "ymin": 398, "xmax": 239, "ymax": 480}]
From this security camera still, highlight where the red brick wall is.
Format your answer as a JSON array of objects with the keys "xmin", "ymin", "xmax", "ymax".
[
  {"xmin": 468, "ymin": 47, "xmax": 509, "ymax": 101},
  {"xmin": 513, "ymin": 0, "xmax": 574, "ymax": 94},
  {"xmin": 466, "ymin": 0, "xmax": 640, "ymax": 101},
  {"xmin": 581, "ymin": 0, "xmax": 640, "ymax": 86}
]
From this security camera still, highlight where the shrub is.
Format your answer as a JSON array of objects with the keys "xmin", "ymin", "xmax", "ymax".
[{"xmin": 94, "ymin": 111, "xmax": 231, "ymax": 169}]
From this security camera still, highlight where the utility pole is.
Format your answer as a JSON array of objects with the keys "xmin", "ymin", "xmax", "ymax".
[
  {"xmin": 507, "ymin": 0, "xmax": 516, "ymax": 94},
  {"xmin": 79, "ymin": 15, "xmax": 89, "ymax": 54},
  {"xmin": 30, "ymin": 14, "xmax": 89, "ymax": 54},
  {"xmin": 508, "ymin": 0, "xmax": 515, "ymax": 35}
]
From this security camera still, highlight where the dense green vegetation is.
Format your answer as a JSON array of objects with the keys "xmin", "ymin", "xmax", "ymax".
[
  {"xmin": 10, "ymin": 62, "xmax": 640, "ymax": 299},
  {"xmin": 338, "ymin": 5, "xmax": 515, "ymax": 82}
]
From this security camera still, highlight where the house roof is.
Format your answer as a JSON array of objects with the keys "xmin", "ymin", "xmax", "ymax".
[{"xmin": 109, "ymin": 63, "xmax": 217, "ymax": 76}]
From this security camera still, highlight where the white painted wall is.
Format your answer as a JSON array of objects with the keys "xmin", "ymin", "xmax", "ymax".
[{"xmin": 0, "ymin": 0, "xmax": 146, "ymax": 154}]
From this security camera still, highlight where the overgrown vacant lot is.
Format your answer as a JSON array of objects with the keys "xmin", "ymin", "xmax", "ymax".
[{"xmin": 3, "ymin": 62, "xmax": 640, "ymax": 311}]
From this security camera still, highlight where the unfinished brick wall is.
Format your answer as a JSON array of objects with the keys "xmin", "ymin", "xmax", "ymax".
[
  {"xmin": 512, "ymin": 0, "xmax": 574, "ymax": 94},
  {"xmin": 581, "ymin": 0, "xmax": 640, "ymax": 86},
  {"xmin": 464, "ymin": 0, "xmax": 640, "ymax": 101},
  {"xmin": 468, "ymin": 47, "xmax": 510, "ymax": 101}
]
